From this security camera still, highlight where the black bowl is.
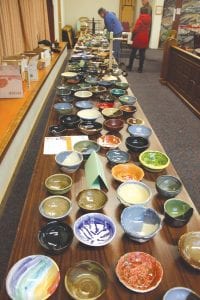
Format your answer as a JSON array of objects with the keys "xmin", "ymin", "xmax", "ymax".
[
  {"xmin": 125, "ymin": 136, "xmax": 149, "ymax": 152},
  {"xmin": 60, "ymin": 114, "xmax": 80, "ymax": 129},
  {"xmin": 48, "ymin": 125, "xmax": 67, "ymax": 136},
  {"xmin": 78, "ymin": 121, "xmax": 103, "ymax": 136}
]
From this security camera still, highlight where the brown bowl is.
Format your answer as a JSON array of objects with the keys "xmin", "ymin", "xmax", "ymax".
[
  {"xmin": 104, "ymin": 118, "xmax": 124, "ymax": 132},
  {"xmin": 119, "ymin": 105, "xmax": 137, "ymax": 117}
]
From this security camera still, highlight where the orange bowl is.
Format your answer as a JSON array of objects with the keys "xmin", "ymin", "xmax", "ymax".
[{"xmin": 111, "ymin": 163, "xmax": 144, "ymax": 182}]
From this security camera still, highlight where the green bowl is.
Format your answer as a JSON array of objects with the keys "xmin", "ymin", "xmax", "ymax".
[
  {"xmin": 115, "ymin": 82, "xmax": 129, "ymax": 90},
  {"xmin": 77, "ymin": 189, "xmax": 108, "ymax": 211},
  {"xmin": 139, "ymin": 150, "xmax": 170, "ymax": 172},
  {"xmin": 45, "ymin": 174, "xmax": 73, "ymax": 195},
  {"xmin": 110, "ymin": 88, "xmax": 126, "ymax": 96}
]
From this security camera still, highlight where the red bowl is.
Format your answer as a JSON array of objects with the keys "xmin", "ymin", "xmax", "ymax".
[{"xmin": 96, "ymin": 102, "xmax": 115, "ymax": 110}]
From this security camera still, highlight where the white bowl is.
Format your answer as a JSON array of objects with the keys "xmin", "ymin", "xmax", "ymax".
[
  {"xmin": 55, "ymin": 150, "xmax": 83, "ymax": 173},
  {"xmin": 77, "ymin": 108, "xmax": 101, "ymax": 121},
  {"xmin": 61, "ymin": 71, "xmax": 77, "ymax": 78},
  {"xmin": 74, "ymin": 90, "xmax": 93, "ymax": 99}
]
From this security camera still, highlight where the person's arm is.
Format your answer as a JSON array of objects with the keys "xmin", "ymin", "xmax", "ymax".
[
  {"xmin": 132, "ymin": 19, "xmax": 141, "ymax": 35},
  {"xmin": 104, "ymin": 13, "xmax": 116, "ymax": 32}
]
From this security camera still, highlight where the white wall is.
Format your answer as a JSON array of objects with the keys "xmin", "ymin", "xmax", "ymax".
[
  {"xmin": 149, "ymin": 0, "xmax": 164, "ymax": 48},
  {"xmin": 53, "ymin": 0, "xmax": 59, "ymax": 41}
]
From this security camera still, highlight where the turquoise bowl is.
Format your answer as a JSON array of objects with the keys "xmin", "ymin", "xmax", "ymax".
[{"xmin": 110, "ymin": 88, "xmax": 126, "ymax": 97}]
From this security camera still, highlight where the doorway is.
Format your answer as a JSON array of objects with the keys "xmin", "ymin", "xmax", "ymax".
[{"xmin": 119, "ymin": 0, "xmax": 136, "ymax": 31}]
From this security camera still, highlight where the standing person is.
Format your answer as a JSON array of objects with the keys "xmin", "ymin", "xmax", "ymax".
[
  {"xmin": 98, "ymin": 7, "xmax": 123, "ymax": 62},
  {"xmin": 142, "ymin": 0, "xmax": 152, "ymax": 16},
  {"xmin": 127, "ymin": 7, "xmax": 151, "ymax": 73}
]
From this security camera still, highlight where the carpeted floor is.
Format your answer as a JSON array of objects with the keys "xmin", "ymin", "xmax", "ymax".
[{"xmin": 0, "ymin": 48, "xmax": 199, "ymax": 288}]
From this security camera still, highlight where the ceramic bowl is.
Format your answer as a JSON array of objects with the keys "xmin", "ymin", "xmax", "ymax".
[
  {"xmin": 97, "ymin": 135, "xmax": 121, "ymax": 149},
  {"xmin": 56, "ymin": 85, "xmax": 71, "ymax": 96},
  {"xmin": 77, "ymin": 189, "xmax": 108, "ymax": 211},
  {"xmin": 106, "ymin": 149, "xmax": 130, "ymax": 165},
  {"xmin": 61, "ymin": 71, "xmax": 78, "ymax": 78},
  {"xmin": 139, "ymin": 150, "xmax": 170, "ymax": 172},
  {"xmin": 78, "ymin": 121, "xmax": 102, "ymax": 136},
  {"xmin": 127, "ymin": 117, "xmax": 144, "ymax": 125},
  {"xmin": 75, "ymin": 100, "xmax": 93, "ymax": 109},
  {"xmin": 112, "ymin": 163, "xmax": 144, "ymax": 183},
  {"xmin": 53, "ymin": 102, "xmax": 73, "ymax": 115},
  {"xmin": 96, "ymin": 102, "xmax": 115, "ymax": 110},
  {"xmin": 103, "ymin": 118, "xmax": 124, "ymax": 132},
  {"xmin": 73, "ymin": 140, "xmax": 100, "ymax": 159},
  {"xmin": 163, "ymin": 287, "xmax": 200, "ymax": 300},
  {"xmin": 78, "ymin": 83, "xmax": 92, "ymax": 90},
  {"xmin": 119, "ymin": 105, "xmax": 137, "ymax": 117},
  {"xmin": 39, "ymin": 195, "xmax": 72, "ymax": 220},
  {"xmin": 115, "ymin": 82, "xmax": 129, "ymax": 90},
  {"xmin": 164, "ymin": 198, "xmax": 193, "ymax": 227},
  {"xmin": 38, "ymin": 221, "xmax": 73, "ymax": 253},
  {"xmin": 121, "ymin": 205, "xmax": 162, "ymax": 242},
  {"xmin": 110, "ymin": 88, "xmax": 126, "ymax": 97},
  {"xmin": 59, "ymin": 114, "xmax": 81, "ymax": 129},
  {"xmin": 65, "ymin": 260, "xmax": 107, "ymax": 300},
  {"xmin": 178, "ymin": 231, "xmax": 200, "ymax": 270},
  {"xmin": 69, "ymin": 84, "xmax": 81, "ymax": 93},
  {"xmin": 85, "ymin": 76, "xmax": 98, "ymax": 85},
  {"xmin": 156, "ymin": 175, "xmax": 182, "ymax": 198},
  {"xmin": 99, "ymin": 94, "xmax": 116, "ymax": 103},
  {"xmin": 77, "ymin": 109, "xmax": 101, "ymax": 121},
  {"xmin": 128, "ymin": 125, "xmax": 152, "ymax": 139},
  {"xmin": 98, "ymin": 80, "xmax": 113, "ymax": 87},
  {"xmin": 74, "ymin": 213, "xmax": 116, "ymax": 246},
  {"xmin": 58, "ymin": 94, "xmax": 74, "ymax": 103},
  {"xmin": 116, "ymin": 252, "xmax": 163, "ymax": 293},
  {"xmin": 45, "ymin": 173, "xmax": 73, "ymax": 195},
  {"xmin": 90, "ymin": 86, "xmax": 107, "ymax": 94},
  {"xmin": 119, "ymin": 95, "xmax": 137, "ymax": 105},
  {"xmin": 6, "ymin": 255, "xmax": 60, "ymax": 300},
  {"xmin": 74, "ymin": 90, "xmax": 93, "ymax": 99},
  {"xmin": 102, "ymin": 108, "xmax": 123, "ymax": 119},
  {"xmin": 125, "ymin": 136, "xmax": 149, "ymax": 153},
  {"xmin": 55, "ymin": 150, "xmax": 83, "ymax": 173},
  {"xmin": 48, "ymin": 124, "xmax": 67, "ymax": 136}
]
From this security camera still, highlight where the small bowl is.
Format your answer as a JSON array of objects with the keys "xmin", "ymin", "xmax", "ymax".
[
  {"xmin": 38, "ymin": 221, "xmax": 73, "ymax": 253},
  {"xmin": 106, "ymin": 149, "xmax": 130, "ymax": 165},
  {"xmin": 110, "ymin": 88, "xmax": 126, "ymax": 97},
  {"xmin": 164, "ymin": 198, "xmax": 193, "ymax": 227},
  {"xmin": 75, "ymin": 100, "xmax": 93, "ymax": 109},
  {"xmin": 74, "ymin": 213, "xmax": 116, "ymax": 246},
  {"xmin": 96, "ymin": 102, "xmax": 114, "ymax": 110},
  {"xmin": 48, "ymin": 124, "xmax": 66, "ymax": 136},
  {"xmin": 55, "ymin": 150, "xmax": 83, "ymax": 173},
  {"xmin": 121, "ymin": 205, "xmax": 162, "ymax": 242},
  {"xmin": 128, "ymin": 125, "xmax": 152, "ymax": 139},
  {"xmin": 117, "ymin": 180, "xmax": 151, "ymax": 206},
  {"xmin": 73, "ymin": 140, "xmax": 100, "ymax": 159},
  {"xmin": 77, "ymin": 108, "xmax": 101, "ymax": 121},
  {"xmin": 112, "ymin": 163, "xmax": 144, "ymax": 182},
  {"xmin": 115, "ymin": 82, "xmax": 129, "ymax": 90},
  {"xmin": 97, "ymin": 134, "xmax": 121, "ymax": 149},
  {"xmin": 59, "ymin": 114, "xmax": 80, "ymax": 129},
  {"xmin": 53, "ymin": 102, "xmax": 73, "ymax": 115},
  {"xmin": 65, "ymin": 260, "xmax": 107, "ymax": 300},
  {"xmin": 61, "ymin": 71, "xmax": 78, "ymax": 78},
  {"xmin": 77, "ymin": 189, "xmax": 108, "ymax": 211},
  {"xmin": 74, "ymin": 90, "xmax": 93, "ymax": 99},
  {"xmin": 156, "ymin": 175, "xmax": 182, "ymax": 198},
  {"xmin": 178, "ymin": 231, "xmax": 200, "ymax": 270},
  {"xmin": 101, "ymin": 108, "xmax": 123, "ymax": 119},
  {"xmin": 127, "ymin": 117, "xmax": 144, "ymax": 125},
  {"xmin": 90, "ymin": 86, "xmax": 107, "ymax": 94},
  {"xmin": 119, "ymin": 95, "xmax": 137, "ymax": 105},
  {"xmin": 45, "ymin": 173, "xmax": 72, "ymax": 195},
  {"xmin": 163, "ymin": 287, "xmax": 200, "ymax": 300},
  {"xmin": 39, "ymin": 195, "xmax": 72, "ymax": 220},
  {"xmin": 139, "ymin": 150, "xmax": 170, "ymax": 172},
  {"xmin": 125, "ymin": 136, "xmax": 149, "ymax": 153},
  {"xmin": 119, "ymin": 105, "xmax": 137, "ymax": 117},
  {"xmin": 104, "ymin": 118, "xmax": 124, "ymax": 132},
  {"xmin": 78, "ymin": 121, "xmax": 102, "ymax": 136},
  {"xmin": 116, "ymin": 252, "xmax": 163, "ymax": 293}
]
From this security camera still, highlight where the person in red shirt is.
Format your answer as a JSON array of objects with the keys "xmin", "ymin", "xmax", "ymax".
[{"xmin": 127, "ymin": 7, "xmax": 151, "ymax": 73}]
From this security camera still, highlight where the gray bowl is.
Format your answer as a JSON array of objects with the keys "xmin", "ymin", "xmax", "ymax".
[
  {"xmin": 53, "ymin": 103, "xmax": 73, "ymax": 115},
  {"xmin": 156, "ymin": 175, "xmax": 182, "ymax": 198}
]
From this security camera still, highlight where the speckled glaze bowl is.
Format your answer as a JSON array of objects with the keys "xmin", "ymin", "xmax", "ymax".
[
  {"xmin": 156, "ymin": 175, "xmax": 182, "ymax": 198},
  {"xmin": 45, "ymin": 173, "xmax": 73, "ymax": 195},
  {"xmin": 77, "ymin": 189, "xmax": 108, "ymax": 211},
  {"xmin": 39, "ymin": 195, "xmax": 72, "ymax": 220}
]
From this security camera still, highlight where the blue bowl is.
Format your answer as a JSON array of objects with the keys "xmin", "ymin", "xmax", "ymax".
[
  {"xmin": 75, "ymin": 100, "xmax": 93, "ymax": 109},
  {"xmin": 74, "ymin": 213, "xmax": 116, "ymax": 246},
  {"xmin": 106, "ymin": 149, "xmax": 130, "ymax": 165},
  {"xmin": 121, "ymin": 205, "xmax": 162, "ymax": 243},
  {"xmin": 53, "ymin": 102, "xmax": 73, "ymax": 115},
  {"xmin": 163, "ymin": 287, "xmax": 200, "ymax": 300},
  {"xmin": 55, "ymin": 151, "xmax": 83, "ymax": 173},
  {"xmin": 128, "ymin": 125, "xmax": 152, "ymax": 139},
  {"xmin": 119, "ymin": 95, "xmax": 137, "ymax": 105}
]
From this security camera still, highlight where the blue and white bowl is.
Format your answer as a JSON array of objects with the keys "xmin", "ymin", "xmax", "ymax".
[
  {"xmin": 128, "ymin": 125, "xmax": 152, "ymax": 139},
  {"xmin": 163, "ymin": 287, "xmax": 200, "ymax": 300},
  {"xmin": 75, "ymin": 100, "xmax": 93, "ymax": 109},
  {"xmin": 74, "ymin": 213, "xmax": 116, "ymax": 246},
  {"xmin": 55, "ymin": 151, "xmax": 83, "ymax": 173}
]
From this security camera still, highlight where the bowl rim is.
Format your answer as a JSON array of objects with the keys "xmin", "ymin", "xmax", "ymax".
[
  {"xmin": 45, "ymin": 173, "xmax": 73, "ymax": 192},
  {"xmin": 39, "ymin": 195, "xmax": 72, "ymax": 220},
  {"xmin": 112, "ymin": 163, "xmax": 145, "ymax": 183},
  {"xmin": 163, "ymin": 286, "xmax": 200, "ymax": 299},
  {"xmin": 76, "ymin": 188, "xmax": 108, "ymax": 211},
  {"xmin": 55, "ymin": 150, "xmax": 83, "ymax": 167},
  {"xmin": 139, "ymin": 150, "xmax": 170, "ymax": 170}
]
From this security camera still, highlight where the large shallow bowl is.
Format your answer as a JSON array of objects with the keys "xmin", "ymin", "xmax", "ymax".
[
  {"xmin": 163, "ymin": 287, "xmax": 200, "ymax": 300},
  {"xmin": 112, "ymin": 163, "xmax": 144, "ymax": 182},
  {"xmin": 102, "ymin": 108, "xmax": 123, "ymax": 119},
  {"xmin": 178, "ymin": 231, "xmax": 200, "ymax": 270},
  {"xmin": 121, "ymin": 205, "xmax": 162, "ymax": 242},
  {"xmin": 104, "ymin": 118, "xmax": 124, "ymax": 132},
  {"xmin": 39, "ymin": 195, "xmax": 72, "ymax": 220},
  {"xmin": 106, "ymin": 149, "xmax": 130, "ymax": 165},
  {"xmin": 119, "ymin": 95, "xmax": 137, "ymax": 105},
  {"xmin": 97, "ymin": 134, "xmax": 121, "ymax": 149},
  {"xmin": 128, "ymin": 125, "xmax": 152, "ymax": 139},
  {"xmin": 75, "ymin": 100, "xmax": 93, "ymax": 109},
  {"xmin": 77, "ymin": 189, "xmax": 108, "ymax": 211},
  {"xmin": 74, "ymin": 90, "xmax": 93, "ymax": 99},
  {"xmin": 77, "ymin": 109, "xmax": 101, "ymax": 121},
  {"xmin": 74, "ymin": 213, "xmax": 116, "ymax": 246},
  {"xmin": 116, "ymin": 252, "xmax": 163, "ymax": 293},
  {"xmin": 117, "ymin": 180, "xmax": 151, "ymax": 206},
  {"xmin": 59, "ymin": 114, "xmax": 80, "ymax": 129},
  {"xmin": 45, "ymin": 173, "xmax": 72, "ymax": 195},
  {"xmin": 125, "ymin": 136, "xmax": 149, "ymax": 153},
  {"xmin": 65, "ymin": 260, "xmax": 107, "ymax": 300},
  {"xmin": 38, "ymin": 220, "xmax": 73, "ymax": 254},
  {"xmin": 6, "ymin": 255, "xmax": 60, "ymax": 300},
  {"xmin": 73, "ymin": 140, "xmax": 100, "ymax": 159},
  {"xmin": 156, "ymin": 175, "xmax": 182, "ymax": 198},
  {"xmin": 139, "ymin": 150, "xmax": 170, "ymax": 172},
  {"xmin": 53, "ymin": 102, "xmax": 73, "ymax": 115},
  {"xmin": 55, "ymin": 150, "xmax": 83, "ymax": 173}
]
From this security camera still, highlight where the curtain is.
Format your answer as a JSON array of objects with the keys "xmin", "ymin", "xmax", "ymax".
[{"xmin": 0, "ymin": 0, "xmax": 50, "ymax": 62}]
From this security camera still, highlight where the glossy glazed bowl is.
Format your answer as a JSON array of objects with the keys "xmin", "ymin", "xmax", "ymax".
[
  {"xmin": 97, "ymin": 134, "xmax": 121, "ymax": 149},
  {"xmin": 65, "ymin": 260, "xmax": 107, "ymax": 300},
  {"xmin": 78, "ymin": 121, "xmax": 102, "ymax": 136},
  {"xmin": 119, "ymin": 105, "xmax": 137, "ymax": 117},
  {"xmin": 55, "ymin": 150, "xmax": 83, "ymax": 173},
  {"xmin": 110, "ymin": 88, "xmax": 126, "ymax": 97},
  {"xmin": 119, "ymin": 95, "xmax": 137, "ymax": 105},
  {"xmin": 75, "ymin": 100, "xmax": 93, "ymax": 109},
  {"xmin": 96, "ymin": 102, "xmax": 115, "ymax": 110},
  {"xmin": 106, "ymin": 149, "xmax": 130, "ymax": 165},
  {"xmin": 127, "ymin": 117, "xmax": 144, "ymax": 125},
  {"xmin": 164, "ymin": 198, "xmax": 193, "ymax": 227},
  {"xmin": 163, "ymin": 287, "xmax": 200, "ymax": 300},
  {"xmin": 59, "ymin": 114, "xmax": 81, "ymax": 129},
  {"xmin": 73, "ymin": 140, "xmax": 100, "ymax": 159},
  {"xmin": 121, "ymin": 205, "xmax": 162, "ymax": 242},
  {"xmin": 48, "ymin": 124, "xmax": 66, "ymax": 136},
  {"xmin": 128, "ymin": 125, "xmax": 152, "ymax": 139},
  {"xmin": 77, "ymin": 109, "xmax": 101, "ymax": 121},
  {"xmin": 178, "ymin": 231, "xmax": 200, "ymax": 270},
  {"xmin": 101, "ymin": 108, "xmax": 123, "ymax": 119},
  {"xmin": 74, "ymin": 213, "xmax": 116, "ymax": 246},
  {"xmin": 125, "ymin": 136, "xmax": 149, "ymax": 153},
  {"xmin": 115, "ymin": 82, "xmax": 129, "ymax": 90},
  {"xmin": 139, "ymin": 150, "xmax": 170, "ymax": 172},
  {"xmin": 53, "ymin": 102, "xmax": 73, "ymax": 115},
  {"xmin": 74, "ymin": 90, "xmax": 93, "ymax": 99},
  {"xmin": 6, "ymin": 255, "xmax": 60, "ymax": 300},
  {"xmin": 38, "ymin": 220, "xmax": 73, "ymax": 253},
  {"xmin": 45, "ymin": 173, "xmax": 72, "ymax": 195},
  {"xmin": 77, "ymin": 189, "xmax": 108, "ymax": 211},
  {"xmin": 103, "ymin": 118, "xmax": 124, "ymax": 132},
  {"xmin": 39, "ymin": 195, "xmax": 72, "ymax": 220},
  {"xmin": 112, "ymin": 163, "xmax": 144, "ymax": 183},
  {"xmin": 156, "ymin": 175, "xmax": 182, "ymax": 198},
  {"xmin": 116, "ymin": 252, "xmax": 163, "ymax": 293}
]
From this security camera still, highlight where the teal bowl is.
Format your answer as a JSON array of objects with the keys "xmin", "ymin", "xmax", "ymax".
[
  {"xmin": 110, "ymin": 88, "xmax": 126, "ymax": 97},
  {"xmin": 115, "ymin": 82, "xmax": 129, "ymax": 90},
  {"xmin": 119, "ymin": 95, "xmax": 137, "ymax": 105}
]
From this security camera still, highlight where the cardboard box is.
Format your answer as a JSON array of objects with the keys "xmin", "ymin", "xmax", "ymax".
[{"xmin": 0, "ymin": 65, "xmax": 24, "ymax": 98}]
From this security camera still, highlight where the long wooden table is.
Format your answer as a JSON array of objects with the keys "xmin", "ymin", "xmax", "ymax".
[{"xmin": 0, "ymin": 71, "xmax": 200, "ymax": 299}]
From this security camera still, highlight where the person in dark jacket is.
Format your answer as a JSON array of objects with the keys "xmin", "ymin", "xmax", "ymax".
[{"xmin": 127, "ymin": 7, "xmax": 151, "ymax": 73}]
